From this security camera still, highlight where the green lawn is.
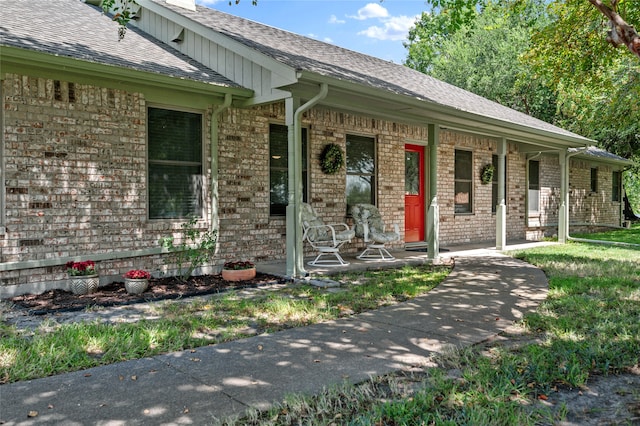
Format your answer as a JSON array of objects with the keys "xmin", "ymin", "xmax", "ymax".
[
  {"xmin": 571, "ymin": 222, "xmax": 640, "ymax": 245},
  {"xmin": 221, "ymin": 241, "xmax": 640, "ymax": 425},
  {"xmin": 2, "ymin": 238, "xmax": 639, "ymax": 425},
  {"xmin": 0, "ymin": 265, "xmax": 450, "ymax": 383}
]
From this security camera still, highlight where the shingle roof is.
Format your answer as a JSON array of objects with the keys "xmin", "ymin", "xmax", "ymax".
[
  {"xmin": 155, "ymin": 0, "xmax": 590, "ymax": 142},
  {"xmin": 569, "ymin": 146, "xmax": 633, "ymax": 164},
  {"xmin": 0, "ymin": 0, "xmax": 240, "ymax": 88}
]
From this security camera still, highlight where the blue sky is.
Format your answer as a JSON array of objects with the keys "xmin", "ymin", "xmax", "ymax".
[{"xmin": 196, "ymin": 1, "xmax": 430, "ymax": 63}]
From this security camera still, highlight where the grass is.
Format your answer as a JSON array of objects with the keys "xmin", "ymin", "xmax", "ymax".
[
  {"xmin": 3, "ymin": 235, "xmax": 639, "ymax": 425},
  {"xmin": 571, "ymin": 222, "xmax": 640, "ymax": 245},
  {"xmin": 218, "ymin": 239, "xmax": 640, "ymax": 425},
  {"xmin": 0, "ymin": 265, "xmax": 449, "ymax": 383}
]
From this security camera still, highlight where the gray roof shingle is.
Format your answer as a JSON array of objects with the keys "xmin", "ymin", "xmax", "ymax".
[
  {"xmin": 0, "ymin": 0, "xmax": 240, "ymax": 88},
  {"xmin": 569, "ymin": 146, "xmax": 633, "ymax": 164},
  {"xmin": 155, "ymin": 0, "xmax": 590, "ymax": 142}
]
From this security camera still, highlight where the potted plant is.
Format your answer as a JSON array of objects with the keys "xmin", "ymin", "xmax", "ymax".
[
  {"xmin": 66, "ymin": 260, "xmax": 99, "ymax": 295},
  {"xmin": 123, "ymin": 269, "xmax": 151, "ymax": 294},
  {"xmin": 222, "ymin": 260, "xmax": 256, "ymax": 281}
]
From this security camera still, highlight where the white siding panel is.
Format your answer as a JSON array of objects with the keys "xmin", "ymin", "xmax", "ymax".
[
  {"xmin": 218, "ymin": 48, "xmax": 226, "ymax": 75},
  {"xmin": 225, "ymin": 50, "xmax": 234, "ymax": 78},
  {"xmin": 136, "ymin": 7, "xmax": 281, "ymax": 96},
  {"xmin": 208, "ymin": 42, "xmax": 218, "ymax": 70},
  {"xmin": 243, "ymin": 58, "xmax": 252, "ymax": 87},
  {"xmin": 234, "ymin": 55, "xmax": 243, "ymax": 82},
  {"xmin": 252, "ymin": 62, "xmax": 263, "ymax": 94},
  {"xmin": 193, "ymin": 32, "xmax": 203, "ymax": 62}
]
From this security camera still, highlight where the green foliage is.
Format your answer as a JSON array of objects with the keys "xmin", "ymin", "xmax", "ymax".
[
  {"xmin": 100, "ymin": 0, "xmax": 138, "ymax": 39},
  {"xmin": 406, "ymin": 1, "xmax": 557, "ymax": 122},
  {"xmin": 319, "ymin": 143, "xmax": 344, "ymax": 175},
  {"xmin": 158, "ymin": 217, "xmax": 218, "ymax": 281}
]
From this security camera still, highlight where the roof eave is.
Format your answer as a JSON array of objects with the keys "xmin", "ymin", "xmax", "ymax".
[
  {"xmin": 0, "ymin": 45, "xmax": 254, "ymax": 100},
  {"xmin": 295, "ymin": 71, "xmax": 592, "ymax": 149}
]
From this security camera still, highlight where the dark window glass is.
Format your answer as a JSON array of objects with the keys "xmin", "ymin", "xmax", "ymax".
[
  {"xmin": 528, "ymin": 160, "xmax": 540, "ymax": 213},
  {"xmin": 269, "ymin": 124, "xmax": 307, "ymax": 215},
  {"xmin": 454, "ymin": 149, "xmax": 473, "ymax": 213},
  {"xmin": 591, "ymin": 168, "xmax": 598, "ymax": 193},
  {"xmin": 612, "ymin": 171, "xmax": 622, "ymax": 202},
  {"xmin": 405, "ymin": 151, "xmax": 420, "ymax": 195},
  {"xmin": 148, "ymin": 107, "xmax": 202, "ymax": 219},
  {"xmin": 346, "ymin": 135, "xmax": 375, "ymax": 211}
]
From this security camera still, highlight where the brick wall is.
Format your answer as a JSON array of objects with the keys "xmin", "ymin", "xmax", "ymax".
[
  {"xmin": 2, "ymin": 73, "xmax": 621, "ymax": 295},
  {"xmin": 569, "ymin": 159, "xmax": 621, "ymax": 226},
  {"xmin": 437, "ymin": 131, "xmax": 526, "ymax": 245},
  {"xmin": 1, "ymin": 74, "xmax": 215, "ymax": 293}
]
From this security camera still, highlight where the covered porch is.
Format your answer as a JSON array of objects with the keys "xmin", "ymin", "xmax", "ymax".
[{"xmin": 258, "ymin": 240, "xmax": 556, "ymax": 278}]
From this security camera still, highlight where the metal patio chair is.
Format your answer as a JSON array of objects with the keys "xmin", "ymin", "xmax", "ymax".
[
  {"xmin": 350, "ymin": 203, "xmax": 401, "ymax": 261},
  {"xmin": 301, "ymin": 203, "xmax": 355, "ymax": 266}
]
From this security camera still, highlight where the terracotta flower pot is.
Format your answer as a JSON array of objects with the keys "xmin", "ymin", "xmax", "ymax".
[
  {"xmin": 222, "ymin": 267, "xmax": 256, "ymax": 282},
  {"xmin": 69, "ymin": 274, "xmax": 99, "ymax": 295}
]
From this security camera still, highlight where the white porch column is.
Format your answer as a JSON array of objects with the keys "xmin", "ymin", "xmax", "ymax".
[
  {"xmin": 285, "ymin": 84, "xmax": 328, "ymax": 278},
  {"xmin": 427, "ymin": 124, "xmax": 440, "ymax": 260},
  {"xmin": 285, "ymin": 97, "xmax": 301, "ymax": 277},
  {"xmin": 496, "ymin": 138, "xmax": 507, "ymax": 250},
  {"xmin": 558, "ymin": 149, "xmax": 568, "ymax": 243}
]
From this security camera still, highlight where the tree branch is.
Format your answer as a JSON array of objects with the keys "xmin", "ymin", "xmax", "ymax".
[{"xmin": 588, "ymin": 0, "xmax": 640, "ymax": 59}]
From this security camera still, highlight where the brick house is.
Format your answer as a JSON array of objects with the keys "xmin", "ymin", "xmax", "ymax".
[{"xmin": 0, "ymin": 0, "xmax": 632, "ymax": 296}]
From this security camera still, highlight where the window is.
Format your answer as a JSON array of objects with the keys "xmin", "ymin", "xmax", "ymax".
[
  {"xmin": 528, "ymin": 160, "xmax": 540, "ymax": 214},
  {"xmin": 148, "ymin": 107, "xmax": 203, "ymax": 219},
  {"xmin": 346, "ymin": 135, "xmax": 376, "ymax": 211},
  {"xmin": 269, "ymin": 124, "xmax": 307, "ymax": 216},
  {"xmin": 612, "ymin": 171, "xmax": 622, "ymax": 202},
  {"xmin": 454, "ymin": 149, "xmax": 473, "ymax": 213},
  {"xmin": 491, "ymin": 154, "xmax": 507, "ymax": 214},
  {"xmin": 591, "ymin": 168, "xmax": 598, "ymax": 193}
]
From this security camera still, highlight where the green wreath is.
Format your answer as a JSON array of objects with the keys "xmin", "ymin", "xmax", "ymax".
[
  {"xmin": 481, "ymin": 164, "xmax": 495, "ymax": 185},
  {"xmin": 320, "ymin": 143, "xmax": 344, "ymax": 175}
]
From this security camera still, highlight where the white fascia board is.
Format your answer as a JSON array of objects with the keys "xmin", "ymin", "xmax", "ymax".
[{"xmin": 136, "ymin": 0, "xmax": 298, "ymax": 88}]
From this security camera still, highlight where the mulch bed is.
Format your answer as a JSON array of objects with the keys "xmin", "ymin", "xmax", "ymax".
[{"xmin": 6, "ymin": 273, "xmax": 288, "ymax": 315}]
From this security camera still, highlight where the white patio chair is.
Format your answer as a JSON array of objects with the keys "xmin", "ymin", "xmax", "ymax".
[
  {"xmin": 301, "ymin": 203, "xmax": 355, "ymax": 266},
  {"xmin": 350, "ymin": 203, "xmax": 401, "ymax": 261}
]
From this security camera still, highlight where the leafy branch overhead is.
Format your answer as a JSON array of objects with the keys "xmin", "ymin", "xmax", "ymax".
[
  {"xmin": 589, "ymin": 0, "xmax": 640, "ymax": 58},
  {"xmin": 415, "ymin": 0, "xmax": 639, "ymax": 60}
]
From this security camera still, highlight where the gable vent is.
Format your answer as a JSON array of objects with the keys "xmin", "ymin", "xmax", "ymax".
[{"xmin": 172, "ymin": 27, "xmax": 185, "ymax": 43}]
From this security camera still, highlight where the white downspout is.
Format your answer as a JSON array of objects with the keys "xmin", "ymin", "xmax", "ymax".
[
  {"xmin": 210, "ymin": 94, "xmax": 232, "ymax": 236},
  {"xmin": 286, "ymin": 83, "xmax": 328, "ymax": 278}
]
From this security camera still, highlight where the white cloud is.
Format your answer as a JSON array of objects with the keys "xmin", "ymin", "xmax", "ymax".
[
  {"xmin": 358, "ymin": 15, "xmax": 419, "ymax": 41},
  {"xmin": 349, "ymin": 3, "xmax": 389, "ymax": 20},
  {"xmin": 328, "ymin": 14, "xmax": 346, "ymax": 25}
]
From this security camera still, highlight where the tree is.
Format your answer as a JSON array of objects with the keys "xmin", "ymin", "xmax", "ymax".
[
  {"xmin": 588, "ymin": 0, "xmax": 640, "ymax": 58},
  {"xmin": 406, "ymin": 0, "xmax": 557, "ymax": 122},
  {"xmin": 413, "ymin": 0, "xmax": 639, "ymax": 60}
]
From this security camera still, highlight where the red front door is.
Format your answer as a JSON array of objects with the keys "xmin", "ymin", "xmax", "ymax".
[{"xmin": 405, "ymin": 144, "xmax": 425, "ymax": 243}]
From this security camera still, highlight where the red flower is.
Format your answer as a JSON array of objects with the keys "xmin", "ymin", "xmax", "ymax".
[
  {"xmin": 123, "ymin": 269, "xmax": 151, "ymax": 279},
  {"xmin": 66, "ymin": 260, "xmax": 97, "ymax": 276}
]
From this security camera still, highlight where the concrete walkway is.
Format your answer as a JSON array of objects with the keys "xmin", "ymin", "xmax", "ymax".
[{"xmin": 0, "ymin": 254, "xmax": 548, "ymax": 425}]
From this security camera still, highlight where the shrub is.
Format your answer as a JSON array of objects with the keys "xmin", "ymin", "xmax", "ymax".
[{"xmin": 159, "ymin": 217, "xmax": 217, "ymax": 281}]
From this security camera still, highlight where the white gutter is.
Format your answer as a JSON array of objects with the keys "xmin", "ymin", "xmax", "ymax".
[{"xmin": 286, "ymin": 83, "xmax": 329, "ymax": 278}]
